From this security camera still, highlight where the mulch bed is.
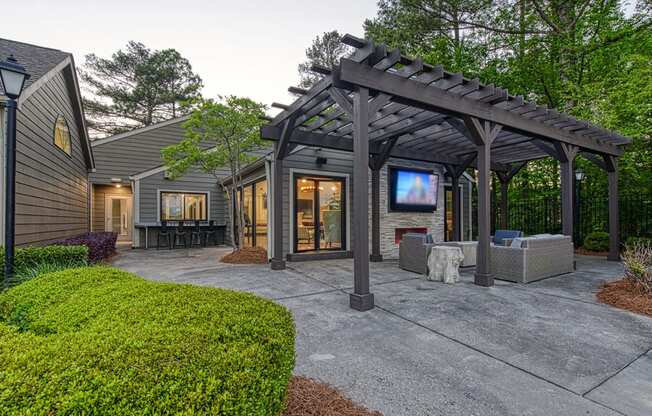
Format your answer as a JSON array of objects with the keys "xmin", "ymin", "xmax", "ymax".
[
  {"xmin": 283, "ymin": 376, "xmax": 383, "ymax": 416},
  {"xmin": 597, "ymin": 279, "xmax": 652, "ymax": 317},
  {"xmin": 220, "ymin": 246, "xmax": 268, "ymax": 264},
  {"xmin": 575, "ymin": 247, "xmax": 609, "ymax": 257}
]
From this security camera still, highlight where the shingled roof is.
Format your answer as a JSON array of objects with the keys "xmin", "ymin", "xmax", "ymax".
[{"xmin": 0, "ymin": 38, "xmax": 70, "ymax": 95}]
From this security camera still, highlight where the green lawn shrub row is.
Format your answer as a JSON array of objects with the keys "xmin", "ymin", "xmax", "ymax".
[
  {"xmin": 626, "ymin": 236, "xmax": 652, "ymax": 248},
  {"xmin": 583, "ymin": 231, "xmax": 610, "ymax": 252},
  {"xmin": 0, "ymin": 245, "xmax": 88, "ymax": 285},
  {"xmin": 0, "ymin": 266, "xmax": 295, "ymax": 415}
]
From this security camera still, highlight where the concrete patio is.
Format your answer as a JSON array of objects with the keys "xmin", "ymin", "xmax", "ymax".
[{"xmin": 112, "ymin": 248, "xmax": 652, "ymax": 416}]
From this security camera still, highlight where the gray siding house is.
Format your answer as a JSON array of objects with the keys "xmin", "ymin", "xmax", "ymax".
[
  {"xmin": 89, "ymin": 106, "xmax": 473, "ymax": 260},
  {"xmin": 0, "ymin": 39, "xmax": 94, "ymax": 246},
  {"xmin": 228, "ymin": 146, "xmax": 474, "ymax": 261},
  {"xmin": 89, "ymin": 117, "xmax": 229, "ymax": 247}
]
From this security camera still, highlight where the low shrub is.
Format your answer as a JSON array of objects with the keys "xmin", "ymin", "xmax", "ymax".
[
  {"xmin": 0, "ymin": 245, "xmax": 88, "ymax": 285},
  {"xmin": 626, "ymin": 236, "xmax": 652, "ymax": 248},
  {"xmin": 622, "ymin": 242, "xmax": 652, "ymax": 294},
  {"xmin": 583, "ymin": 231, "xmax": 610, "ymax": 252},
  {"xmin": 0, "ymin": 267, "xmax": 295, "ymax": 415},
  {"xmin": 54, "ymin": 232, "xmax": 117, "ymax": 262}
]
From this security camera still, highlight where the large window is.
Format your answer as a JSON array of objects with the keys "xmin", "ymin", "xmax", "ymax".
[
  {"xmin": 160, "ymin": 192, "xmax": 208, "ymax": 221},
  {"xmin": 53, "ymin": 115, "xmax": 71, "ymax": 155}
]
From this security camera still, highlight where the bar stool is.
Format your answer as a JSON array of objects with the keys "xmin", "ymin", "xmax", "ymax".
[
  {"xmin": 173, "ymin": 222, "xmax": 189, "ymax": 249},
  {"xmin": 157, "ymin": 220, "xmax": 172, "ymax": 249},
  {"xmin": 191, "ymin": 220, "xmax": 204, "ymax": 248}
]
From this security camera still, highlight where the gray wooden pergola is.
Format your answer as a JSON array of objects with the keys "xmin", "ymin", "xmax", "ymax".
[{"xmin": 261, "ymin": 34, "xmax": 631, "ymax": 311}]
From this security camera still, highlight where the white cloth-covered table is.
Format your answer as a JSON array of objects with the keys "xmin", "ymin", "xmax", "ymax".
[{"xmin": 427, "ymin": 246, "xmax": 464, "ymax": 284}]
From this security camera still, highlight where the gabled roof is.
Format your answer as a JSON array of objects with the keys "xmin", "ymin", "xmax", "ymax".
[
  {"xmin": 0, "ymin": 38, "xmax": 94, "ymax": 169},
  {"xmin": 0, "ymin": 38, "xmax": 69, "ymax": 95},
  {"xmin": 91, "ymin": 115, "xmax": 191, "ymax": 147}
]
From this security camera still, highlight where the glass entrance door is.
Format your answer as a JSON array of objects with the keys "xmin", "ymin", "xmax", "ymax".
[
  {"xmin": 295, "ymin": 175, "xmax": 345, "ymax": 252},
  {"xmin": 235, "ymin": 179, "xmax": 268, "ymax": 249},
  {"xmin": 105, "ymin": 196, "xmax": 132, "ymax": 242}
]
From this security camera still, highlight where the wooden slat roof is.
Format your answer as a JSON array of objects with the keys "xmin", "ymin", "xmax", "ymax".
[{"xmin": 262, "ymin": 34, "xmax": 630, "ymax": 171}]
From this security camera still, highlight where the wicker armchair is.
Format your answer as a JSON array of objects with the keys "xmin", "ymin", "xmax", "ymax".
[
  {"xmin": 490, "ymin": 235, "xmax": 574, "ymax": 283},
  {"xmin": 399, "ymin": 233, "xmax": 435, "ymax": 275}
]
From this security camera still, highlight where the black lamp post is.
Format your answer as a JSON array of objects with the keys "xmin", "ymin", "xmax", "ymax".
[
  {"xmin": 0, "ymin": 55, "xmax": 30, "ymax": 289},
  {"xmin": 574, "ymin": 168, "xmax": 586, "ymax": 247}
]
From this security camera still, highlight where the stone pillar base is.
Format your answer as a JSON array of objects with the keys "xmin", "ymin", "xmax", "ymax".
[
  {"xmin": 270, "ymin": 258, "xmax": 286, "ymax": 270},
  {"xmin": 474, "ymin": 272, "xmax": 494, "ymax": 287},
  {"xmin": 369, "ymin": 254, "xmax": 383, "ymax": 262},
  {"xmin": 349, "ymin": 292, "xmax": 374, "ymax": 311},
  {"xmin": 607, "ymin": 253, "xmax": 620, "ymax": 262}
]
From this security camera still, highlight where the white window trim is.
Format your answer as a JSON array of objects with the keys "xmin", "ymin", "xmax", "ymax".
[
  {"xmin": 156, "ymin": 189, "xmax": 211, "ymax": 223},
  {"xmin": 288, "ymin": 168, "xmax": 350, "ymax": 254}
]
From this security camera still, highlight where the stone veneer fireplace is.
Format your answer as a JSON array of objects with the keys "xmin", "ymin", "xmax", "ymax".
[{"xmin": 374, "ymin": 162, "xmax": 445, "ymax": 259}]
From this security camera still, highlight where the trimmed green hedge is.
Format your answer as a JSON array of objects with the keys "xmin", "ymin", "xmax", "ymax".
[
  {"xmin": 0, "ymin": 245, "xmax": 88, "ymax": 283},
  {"xmin": 626, "ymin": 236, "xmax": 652, "ymax": 248},
  {"xmin": 0, "ymin": 267, "xmax": 295, "ymax": 415},
  {"xmin": 583, "ymin": 231, "xmax": 610, "ymax": 252}
]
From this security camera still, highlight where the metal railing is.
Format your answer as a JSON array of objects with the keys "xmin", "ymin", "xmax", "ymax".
[{"xmin": 471, "ymin": 190, "xmax": 652, "ymax": 244}]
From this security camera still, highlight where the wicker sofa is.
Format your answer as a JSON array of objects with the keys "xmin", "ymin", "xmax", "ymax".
[
  {"xmin": 490, "ymin": 234, "xmax": 574, "ymax": 283},
  {"xmin": 399, "ymin": 233, "xmax": 434, "ymax": 275}
]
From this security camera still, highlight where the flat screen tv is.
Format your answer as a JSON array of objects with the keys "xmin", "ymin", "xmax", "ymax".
[{"xmin": 389, "ymin": 167, "xmax": 439, "ymax": 212}]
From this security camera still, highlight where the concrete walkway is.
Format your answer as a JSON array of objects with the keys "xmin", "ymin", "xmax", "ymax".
[{"xmin": 112, "ymin": 248, "xmax": 652, "ymax": 416}]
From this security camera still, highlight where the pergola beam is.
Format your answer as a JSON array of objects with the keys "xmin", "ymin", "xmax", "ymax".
[
  {"xmin": 335, "ymin": 58, "xmax": 623, "ymax": 156},
  {"xmin": 262, "ymin": 124, "xmax": 491, "ymax": 168}
]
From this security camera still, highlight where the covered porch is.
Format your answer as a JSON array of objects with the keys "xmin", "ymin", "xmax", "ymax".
[{"xmin": 262, "ymin": 34, "xmax": 630, "ymax": 311}]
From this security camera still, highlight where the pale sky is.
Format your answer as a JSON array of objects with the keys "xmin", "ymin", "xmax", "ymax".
[
  {"xmin": 3, "ymin": 1, "xmax": 640, "ymax": 117},
  {"xmin": 3, "ymin": 0, "xmax": 379, "ymax": 115}
]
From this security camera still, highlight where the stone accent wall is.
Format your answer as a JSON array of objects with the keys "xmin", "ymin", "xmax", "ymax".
[{"xmin": 370, "ymin": 160, "xmax": 446, "ymax": 260}]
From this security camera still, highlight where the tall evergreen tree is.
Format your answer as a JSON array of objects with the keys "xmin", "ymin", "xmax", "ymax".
[
  {"xmin": 297, "ymin": 30, "xmax": 351, "ymax": 89},
  {"xmin": 81, "ymin": 41, "xmax": 203, "ymax": 138}
]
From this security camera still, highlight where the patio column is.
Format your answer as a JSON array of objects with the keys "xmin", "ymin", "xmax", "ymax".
[
  {"xmin": 270, "ymin": 117, "xmax": 296, "ymax": 270},
  {"xmin": 370, "ymin": 167, "xmax": 383, "ymax": 262},
  {"xmin": 451, "ymin": 174, "xmax": 462, "ymax": 241},
  {"xmin": 499, "ymin": 179, "xmax": 508, "ymax": 229},
  {"xmin": 270, "ymin": 152, "xmax": 285, "ymax": 270},
  {"xmin": 444, "ymin": 159, "xmax": 475, "ymax": 242},
  {"xmin": 496, "ymin": 162, "xmax": 526, "ymax": 231},
  {"xmin": 350, "ymin": 86, "xmax": 374, "ymax": 311},
  {"xmin": 556, "ymin": 143, "xmax": 579, "ymax": 238},
  {"xmin": 605, "ymin": 155, "xmax": 620, "ymax": 261},
  {"xmin": 464, "ymin": 117, "xmax": 502, "ymax": 287}
]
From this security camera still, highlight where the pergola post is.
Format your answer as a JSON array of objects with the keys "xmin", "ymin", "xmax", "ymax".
[
  {"xmin": 350, "ymin": 87, "xmax": 374, "ymax": 311},
  {"xmin": 499, "ymin": 180, "xmax": 509, "ymax": 229},
  {"xmin": 496, "ymin": 162, "xmax": 526, "ymax": 231},
  {"xmin": 444, "ymin": 156, "xmax": 475, "ymax": 241},
  {"xmin": 605, "ymin": 155, "xmax": 620, "ymax": 261},
  {"xmin": 270, "ymin": 117, "xmax": 296, "ymax": 270},
  {"xmin": 556, "ymin": 143, "xmax": 579, "ymax": 238},
  {"xmin": 370, "ymin": 166, "xmax": 383, "ymax": 262},
  {"xmin": 463, "ymin": 117, "xmax": 502, "ymax": 287},
  {"xmin": 451, "ymin": 174, "xmax": 462, "ymax": 240},
  {"xmin": 270, "ymin": 153, "xmax": 285, "ymax": 270}
]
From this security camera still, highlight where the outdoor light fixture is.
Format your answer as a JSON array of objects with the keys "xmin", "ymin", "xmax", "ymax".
[
  {"xmin": 115, "ymin": 184, "xmax": 122, "ymax": 188},
  {"xmin": 575, "ymin": 168, "xmax": 586, "ymax": 181},
  {"xmin": 0, "ymin": 55, "xmax": 29, "ymax": 100},
  {"xmin": 0, "ymin": 55, "xmax": 29, "ymax": 288}
]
